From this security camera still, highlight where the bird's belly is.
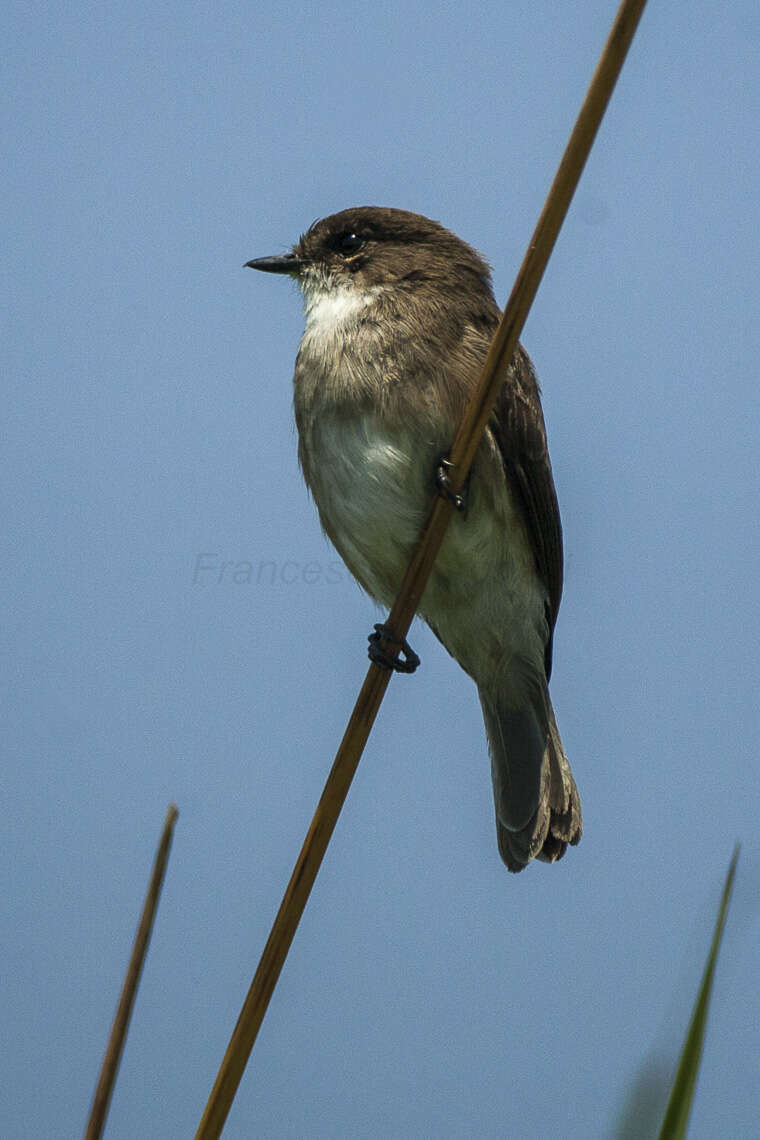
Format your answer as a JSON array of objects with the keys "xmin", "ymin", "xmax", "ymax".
[
  {"xmin": 305, "ymin": 415, "xmax": 429, "ymax": 604},
  {"xmin": 303, "ymin": 413, "xmax": 546, "ymax": 684}
]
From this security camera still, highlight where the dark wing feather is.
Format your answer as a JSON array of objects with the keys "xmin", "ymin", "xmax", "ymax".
[{"xmin": 489, "ymin": 344, "xmax": 563, "ymax": 679}]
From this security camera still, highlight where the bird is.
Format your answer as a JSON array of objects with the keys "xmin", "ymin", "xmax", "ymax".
[{"xmin": 246, "ymin": 206, "xmax": 581, "ymax": 871}]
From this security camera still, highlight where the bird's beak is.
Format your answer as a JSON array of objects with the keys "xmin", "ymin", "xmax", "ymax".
[{"xmin": 244, "ymin": 253, "xmax": 305, "ymax": 275}]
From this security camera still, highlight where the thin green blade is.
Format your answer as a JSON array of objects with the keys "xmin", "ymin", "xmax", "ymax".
[{"xmin": 658, "ymin": 845, "xmax": 740, "ymax": 1140}]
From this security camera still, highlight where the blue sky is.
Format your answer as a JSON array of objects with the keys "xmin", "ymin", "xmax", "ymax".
[{"xmin": 4, "ymin": 2, "xmax": 759, "ymax": 1137}]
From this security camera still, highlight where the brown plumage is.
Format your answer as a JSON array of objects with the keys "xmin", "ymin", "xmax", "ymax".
[{"xmin": 247, "ymin": 207, "xmax": 582, "ymax": 871}]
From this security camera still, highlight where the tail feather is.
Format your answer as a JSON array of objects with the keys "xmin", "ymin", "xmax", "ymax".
[{"xmin": 480, "ymin": 691, "xmax": 582, "ymax": 873}]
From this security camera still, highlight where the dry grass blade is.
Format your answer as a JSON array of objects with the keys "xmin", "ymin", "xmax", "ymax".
[
  {"xmin": 83, "ymin": 803, "xmax": 179, "ymax": 1140},
  {"xmin": 195, "ymin": 2, "xmax": 648, "ymax": 1136}
]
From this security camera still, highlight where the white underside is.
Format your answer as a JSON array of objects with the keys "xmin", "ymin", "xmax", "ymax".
[
  {"xmin": 305, "ymin": 410, "xmax": 547, "ymax": 700},
  {"xmin": 295, "ymin": 273, "xmax": 549, "ymax": 703}
]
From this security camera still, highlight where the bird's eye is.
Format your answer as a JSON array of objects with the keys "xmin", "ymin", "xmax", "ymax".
[{"xmin": 336, "ymin": 232, "xmax": 366, "ymax": 256}]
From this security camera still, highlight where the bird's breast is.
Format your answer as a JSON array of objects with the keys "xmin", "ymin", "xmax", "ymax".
[
  {"xmin": 295, "ymin": 392, "xmax": 548, "ymax": 689},
  {"xmin": 302, "ymin": 411, "xmax": 432, "ymax": 604}
]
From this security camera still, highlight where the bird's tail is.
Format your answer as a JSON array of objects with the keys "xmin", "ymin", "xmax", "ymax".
[{"xmin": 479, "ymin": 690, "xmax": 582, "ymax": 872}]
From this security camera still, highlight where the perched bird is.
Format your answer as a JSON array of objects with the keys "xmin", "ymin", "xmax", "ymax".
[{"xmin": 246, "ymin": 206, "xmax": 581, "ymax": 871}]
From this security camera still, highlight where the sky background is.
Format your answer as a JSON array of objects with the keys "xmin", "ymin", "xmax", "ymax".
[{"xmin": 3, "ymin": 2, "xmax": 759, "ymax": 1137}]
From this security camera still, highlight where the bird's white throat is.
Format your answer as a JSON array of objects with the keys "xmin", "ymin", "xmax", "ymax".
[{"xmin": 301, "ymin": 278, "xmax": 381, "ymax": 335}]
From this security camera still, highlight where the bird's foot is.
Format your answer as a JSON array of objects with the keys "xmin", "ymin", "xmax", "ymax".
[
  {"xmin": 436, "ymin": 457, "xmax": 468, "ymax": 513},
  {"xmin": 368, "ymin": 623, "xmax": 420, "ymax": 674}
]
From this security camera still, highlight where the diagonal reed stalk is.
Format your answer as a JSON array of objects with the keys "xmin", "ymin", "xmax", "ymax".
[
  {"xmin": 83, "ymin": 803, "xmax": 179, "ymax": 1140},
  {"xmin": 195, "ymin": 2, "xmax": 649, "ymax": 1135}
]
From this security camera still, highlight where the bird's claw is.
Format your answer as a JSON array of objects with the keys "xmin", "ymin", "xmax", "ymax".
[
  {"xmin": 436, "ymin": 457, "xmax": 468, "ymax": 513},
  {"xmin": 368, "ymin": 623, "xmax": 420, "ymax": 673}
]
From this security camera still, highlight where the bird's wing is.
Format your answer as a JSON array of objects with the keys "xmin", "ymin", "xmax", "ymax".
[{"xmin": 489, "ymin": 344, "xmax": 563, "ymax": 678}]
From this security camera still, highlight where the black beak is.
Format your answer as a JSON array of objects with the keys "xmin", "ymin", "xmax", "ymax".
[{"xmin": 244, "ymin": 253, "xmax": 304, "ymax": 275}]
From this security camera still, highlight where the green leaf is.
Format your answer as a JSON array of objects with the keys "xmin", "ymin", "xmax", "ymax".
[{"xmin": 657, "ymin": 845, "xmax": 740, "ymax": 1140}]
